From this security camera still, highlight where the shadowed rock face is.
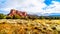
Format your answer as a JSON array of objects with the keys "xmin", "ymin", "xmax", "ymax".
[{"xmin": 8, "ymin": 9, "xmax": 27, "ymax": 17}]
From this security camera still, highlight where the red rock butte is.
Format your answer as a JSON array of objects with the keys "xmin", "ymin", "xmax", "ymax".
[{"xmin": 8, "ymin": 9, "xmax": 27, "ymax": 17}]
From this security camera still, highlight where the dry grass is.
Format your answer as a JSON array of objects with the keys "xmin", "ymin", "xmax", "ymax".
[{"xmin": 0, "ymin": 19, "xmax": 60, "ymax": 34}]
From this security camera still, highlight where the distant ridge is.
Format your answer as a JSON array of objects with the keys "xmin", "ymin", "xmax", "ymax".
[{"xmin": 49, "ymin": 13, "xmax": 60, "ymax": 17}]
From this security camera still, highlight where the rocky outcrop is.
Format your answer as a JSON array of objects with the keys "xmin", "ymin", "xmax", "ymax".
[{"xmin": 8, "ymin": 9, "xmax": 27, "ymax": 17}]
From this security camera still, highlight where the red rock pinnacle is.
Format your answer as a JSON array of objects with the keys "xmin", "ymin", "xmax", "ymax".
[{"xmin": 8, "ymin": 9, "xmax": 27, "ymax": 17}]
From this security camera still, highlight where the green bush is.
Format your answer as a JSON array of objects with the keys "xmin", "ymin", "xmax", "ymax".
[
  {"xmin": 13, "ymin": 14, "xmax": 21, "ymax": 19},
  {"xmin": 6, "ymin": 16, "xmax": 13, "ymax": 19},
  {"xmin": 0, "ymin": 14, "xmax": 6, "ymax": 19}
]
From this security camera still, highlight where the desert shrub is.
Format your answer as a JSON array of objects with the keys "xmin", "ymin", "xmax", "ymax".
[
  {"xmin": 39, "ymin": 16, "xmax": 44, "ymax": 19},
  {"xmin": 5, "ymin": 16, "xmax": 13, "ymax": 19},
  {"xmin": 0, "ymin": 14, "xmax": 6, "ymax": 19},
  {"xmin": 13, "ymin": 14, "xmax": 21, "ymax": 19}
]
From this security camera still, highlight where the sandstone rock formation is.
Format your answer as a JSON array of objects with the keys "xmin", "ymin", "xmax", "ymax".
[{"xmin": 8, "ymin": 9, "xmax": 27, "ymax": 17}]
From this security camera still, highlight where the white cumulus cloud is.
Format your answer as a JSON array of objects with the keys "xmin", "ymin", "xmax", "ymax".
[
  {"xmin": 44, "ymin": 1, "xmax": 60, "ymax": 14},
  {"xmin": 1, "ymin": 0, "xmax": 60, "ymax": 16},
  {"xmin": 0, "ymin": 0, "xmax": 47, "ymax": 15}
]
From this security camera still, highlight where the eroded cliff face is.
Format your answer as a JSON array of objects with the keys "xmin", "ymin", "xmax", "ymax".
[{"xmin": 8, "ymin": 9, "xmax": 27, "ymax": 17}]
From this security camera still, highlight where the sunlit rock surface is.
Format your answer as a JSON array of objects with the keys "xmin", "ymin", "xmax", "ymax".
[{"xmin": 8, "ymin": 9, "xmax": 27, "ymax": 17}]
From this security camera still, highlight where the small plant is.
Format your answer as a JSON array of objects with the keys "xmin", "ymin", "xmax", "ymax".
[{"xmin": 5, "ymin": 16, "xmax": 13, "ymax": 19}]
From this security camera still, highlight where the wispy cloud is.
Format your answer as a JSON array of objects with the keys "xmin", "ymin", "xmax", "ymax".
[
  {"xmin": 0, "ymin": 0, "xmax": 60, "ymax": 16},
  {"xmin": 44, "ymin": 1, "xmax": 60, "ymax": 14},
  {"xmin": 0, "ymin": 0, "xmax": 46, "ymax": 15}
]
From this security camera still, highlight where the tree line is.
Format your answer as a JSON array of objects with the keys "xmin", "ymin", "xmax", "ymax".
[{"xmin": 0, "ymin": 14, "xmax": 60, "ymax": 19}]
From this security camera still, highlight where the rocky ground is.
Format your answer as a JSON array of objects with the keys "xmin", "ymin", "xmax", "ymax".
[{"xmin": 0, "ymin": 19, "xmax": 60, "ymax": 34}]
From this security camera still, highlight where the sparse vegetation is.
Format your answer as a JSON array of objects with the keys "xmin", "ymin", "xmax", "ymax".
[
  {"xmin": 0, "ymin": 13, "xmax": 60, "ymax": 20},
  {"xmin": 0, "ymin": 14, "xmax": 6, "ymax": 19},
  {"xmin": 6, "ymin": 16, "xmax": 13, "ymax": 19},
  {"xmin": 0, "ymin": 19, "xmax": 60, "ymax": 34},
  {"xmin": 0, "ymin": 13, "xmax": 60, "ymax": 34}
]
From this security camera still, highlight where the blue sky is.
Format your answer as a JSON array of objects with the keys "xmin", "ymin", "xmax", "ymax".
[
  {"xmin": 44, "ymin": 0, "xmax": 60, "ymax": 5},
  {"xmin": 0, "ymin": 0, "xmax": 60, "ymax": 16}
]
